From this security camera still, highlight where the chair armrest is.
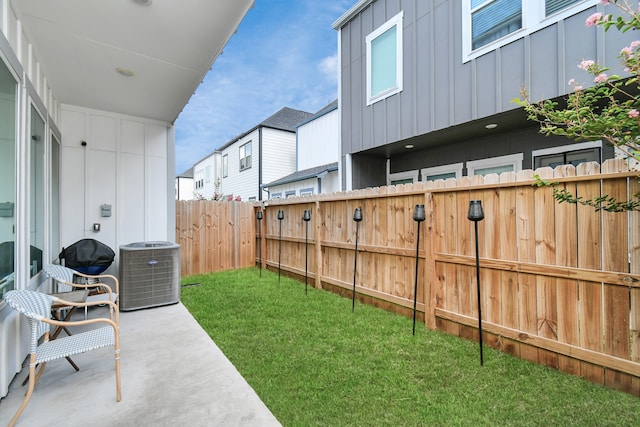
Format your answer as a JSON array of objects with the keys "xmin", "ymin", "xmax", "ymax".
[
  {"xmin": 41, "ymin": 312, "xmax": 119, "ymax": 330},
  {"xmin": 73, "ymin": 272, "xmax": 119, "ymax": 294},
  {"xmin": 51, "ymin": 298, "xmax": 119, "ymax": 326}
]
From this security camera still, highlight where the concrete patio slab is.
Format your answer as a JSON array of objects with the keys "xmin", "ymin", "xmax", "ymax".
[{"xmin": 0, "ymin": 303, "xmax": 281, "ymax": 427}]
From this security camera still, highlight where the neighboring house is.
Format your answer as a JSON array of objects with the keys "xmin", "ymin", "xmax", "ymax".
[
  {"xmin": 194, "ymin": 107, "xmax": 313, "ymax": 201},
  {"xmin": 263, "ymin": 100, "xmax": 340, "ymax": 198},
  {"xmin": 0, "ymin": 0, "xmax": 253, "ymax": 398},
  {"xmin": 175, "ymin": 167, "xmax": 195, "ymax": 201},
  {"xmin": 332, "ymin": 0, "xmax": 634, "ymax": 190},
  {"xmin": 192, "ymin": 152, "xmax": 223, "ymax": 200}
]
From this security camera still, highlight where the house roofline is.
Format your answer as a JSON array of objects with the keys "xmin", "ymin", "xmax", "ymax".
[
  {"xmin": 332, "ymin": 0, "xmax": 374, "ymax": 29},
  {"xmin": 262, "ymin": 162, "xmax": 339, "ymax": 188},
  {"xmin": 296, "ymin": 100, "xmax": 338, "ymax": 128}
]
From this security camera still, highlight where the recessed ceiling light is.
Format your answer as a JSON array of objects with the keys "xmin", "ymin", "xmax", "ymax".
[
  {"xmin": 405, "ymin": 144, "xmax": 414, "ymax": 149},
  {"xmin": 485, "ymin": 123, "xmax": 498, "ymax": 129},
  {"xmin": 116, "ymin": 67, "xmax": 135, "ymax": 77},
  {"xmin": 132, "ymin": 0, "xmax": 152, "ymax": 5}
]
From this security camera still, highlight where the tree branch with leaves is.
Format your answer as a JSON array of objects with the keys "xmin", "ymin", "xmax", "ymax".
[{"xmin": 514, "ymin": 0, "xmax": 640, "ymax": 211}]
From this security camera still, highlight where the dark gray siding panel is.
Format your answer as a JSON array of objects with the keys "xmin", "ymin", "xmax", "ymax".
[
  {"xmin": 433, "ymin": 2, "xmax": 452, "ymax": 130},
  {"xmin": 500, "ymin": 40, "xmax": 525, "ymax": 112},
  {"xmin": 416, "ymin": 13, "xmax": 432, "ymax": 135},
  {"xmin": 338, "ymin": 0, "xmax": 635, "ymax": 157},
  {"xmin": 476, "ymin": 53, "xmax": 498, "ymax": 119}
]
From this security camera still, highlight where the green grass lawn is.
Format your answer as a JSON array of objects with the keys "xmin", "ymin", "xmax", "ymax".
[{"xmin": 181, "ymin": 268, "xmax": 639, "ymax": 426}]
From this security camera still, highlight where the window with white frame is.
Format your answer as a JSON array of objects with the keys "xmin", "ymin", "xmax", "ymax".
[
  {"xmin": 205, "ymin": 165, "xmax": 211, "ymax": 183},
  {"xmin": 194, "ymin": 170, "xmax": 204, "ymax": 189},
  {"xmin": 463, "ymin": 0, "xmax": 598, "ymax": 61},
  {"xmin": 271, "ymin": 192, "xmax": 282, "ymax": 199},
  {"xmin": 300, "ymin": 188, "xmax": 314, "ymax": 196},
  {"xmin": 239, "ymin": 141, "xmax": 252, "ymax": 171},
  {"xmin": 421, "ymin": 162, "xmax": 464, "ymax": 182},
  {"xmin": 366, "ymin": 11, "xmax": 403, "ymax": 105},
  {"xmin": 532, "ymin": 141, "xmax": 601, "ymax": 169},
  {"xmin": 467, "ymin": 153, "xmax": 523, "ymax": 176},
  {"xmin": 223, "ymin": 154, "xmax": 228, "ymax": 177},
  {"xmin": 387, "ymin": 169, "xmax": 418, "ymax": 186},
  {"xmin": 285, "ymin": 190, "xmax": 296, "ymax": 198}
]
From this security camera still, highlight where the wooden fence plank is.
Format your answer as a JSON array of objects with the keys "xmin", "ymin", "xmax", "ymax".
[
  {"xmin": 516, "ymin": 169, "xmax": 539, "ymax": 364},
  {"xmin": 534, "ymin": 167, "xmax": 559, "ymax": 368},
  {"xmin": 576, "ymin": 162, "xmax": 605, "ymax": 384},
  {"xmin": 631, "ymin": 176, "xmax": 640, "ymax": 364},
  {"xmin": 499, "ymin": 172, "xmax": 519, "ymax": 356},
  {"xmin": 553, "ymin": 165, "xmax": 580, "ymax": 375},
  {"xmin": 602, "ymin": 161, "xmax": 631, "ymax": 364}
]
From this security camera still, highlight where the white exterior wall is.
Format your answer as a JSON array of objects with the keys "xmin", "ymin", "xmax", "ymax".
[
  {"xmin": 0, "ymin": 0, "xmax": 61, "ymax": 398},
  {"xmin": 59, "ymin": 105, "xmax": 174, "ymax": 276},
  {"xmin": 297, "ymin": 108, "xmax": 339, "ymax": 170},
  {"xmin": 193, "ymin": 152, "xmax": 221, "ymax": 199},
  {"xmin": 268, "ymin": 171, "xmax": 340, "ymax": 199},
  {"xmin": 269, "ymin": 178, "xmax": 317, "ymax": 199},
  {"xmin": 262, "ymin": 128, "xmax": 297, "ymax": 200},
  {"xmin": 220, "ymin": 129, "xmax": 260, "ymax": 200},
  {"xmin": 175, "ymin": 177, "xmax": 194, "ymax": 200}
]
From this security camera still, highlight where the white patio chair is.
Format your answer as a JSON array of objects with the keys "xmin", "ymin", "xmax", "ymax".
[
  {"xmin": 43, "ymin": 263, "xmax": 119, "ymax": 319},
  {"xmin": 3, "ymin": 289, "xmax": 121, "ymax": 427}
]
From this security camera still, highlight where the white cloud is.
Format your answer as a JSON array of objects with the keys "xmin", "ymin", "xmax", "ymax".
[{"xmin": 319, "ymin": 53, "xmax": 339, "ymax": 84}]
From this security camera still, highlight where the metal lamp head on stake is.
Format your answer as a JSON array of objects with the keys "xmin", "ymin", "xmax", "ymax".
[
  {"xmin": 303, "ymin": 210, "xmax": 311, "ymax": 222},
  {"xmin": 411, "ymin": 204, "xmax": 425, "ymax": 335},
  {"xmin": 468, "ymin": 199, "xmax": 485, "ymax": 366},
  {"xmin": 353, "ymin": 207, "xmax": 362, "ymax": 222},
  {"xmin": 277, "ymin": 210, "xmax": 284, "ymax": 221},
  {"xmin": 352, "ymin": 207, "xmax": 362, "ymax": 312},
  {"xmin": 256, "ymin": 210, "xmax": 263, "ymax": 276},
  {"xmin": 467, "ymin": 200, "xmax": 484, "ymax": 222},
  {"xmin": 413, "ymin": 204, "xmax": 426, "ymax": 222}
]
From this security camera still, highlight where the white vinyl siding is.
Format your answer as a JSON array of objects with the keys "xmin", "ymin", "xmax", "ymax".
[
  {"xmin": 297, "ymin": 108, "xmax": 339, "ymax": 171},
  {"xmin": 262, "ymin": 128, "xmax": 298, "ymax": 199},
  {"xmin": 220, "ymin": 129, "xmax": 260, "ymax": 200}
]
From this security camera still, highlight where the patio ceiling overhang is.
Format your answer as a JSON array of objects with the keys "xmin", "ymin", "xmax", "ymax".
[{"xmin": 11, "ymin": 0, "xmax": 254, "ymax": 124}]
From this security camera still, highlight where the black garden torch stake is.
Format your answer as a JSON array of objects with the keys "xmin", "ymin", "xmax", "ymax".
[
  {"xmin": 468, "ymin": 200, "xmax": 485, "ymax": 366},
  {"xmin": 303, "ymin": 209, "xmax": 311, "ymax": 295},
  {"xmin": 352, "ymin": 207, "xmax": 363, "ymax": 312},
  {"xmin": 412, "ymin": 204, "xmax": 426, "ymax": 335},
  {"xmin": 256, "ymin": 210, "xmax": 263, "ymax": 277},
  {"xmin": 277, "ymin": 210, "xmax": 284, "ymax": 284}
]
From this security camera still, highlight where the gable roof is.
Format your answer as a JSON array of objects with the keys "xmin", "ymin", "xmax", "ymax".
[
  {"xmin": 177, "ymin": 167, "xmax": 194, "ymax": 178},
  {"xmin": 263, "ymin": 162, "xmax": 339, "ymax": 188},
  {"xmin": 297, "ymin": 99, "xmax": 338, "ymax": 128},
  {"xmin": 217, "ymin": 106, "xmax": 313, "ymax": 152}
]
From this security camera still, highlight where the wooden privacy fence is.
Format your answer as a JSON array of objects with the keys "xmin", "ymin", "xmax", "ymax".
[
  {"xmin": 254, "ymin": 159, "xmax": 640, "ymax": 396},
  {"xmin": 176, "ymin": 200, "xmax": 255, "ymax": 276}
]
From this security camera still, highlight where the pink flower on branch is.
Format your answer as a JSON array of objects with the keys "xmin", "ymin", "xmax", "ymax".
[
  {"xmin": 578, "ymin": 60, "xmax": 595, "ymax": 71},
  {"xmin": 586, "ymin": 13, "xmax": 603, "ymax": 26},
  {"xmin": 594, "ymin": 73, "xmax": 608, "ymax": 83},
  {"xmin": 629, "ymin": 109, "xmax": 640, "ymax": 118}
]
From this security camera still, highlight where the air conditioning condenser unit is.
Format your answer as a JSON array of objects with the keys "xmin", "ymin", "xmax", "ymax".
[{"xmin": 119, "ymin": 241, "xmax": 180, "ymax": 311}]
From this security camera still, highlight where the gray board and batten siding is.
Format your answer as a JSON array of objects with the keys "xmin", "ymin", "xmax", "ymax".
[{"xmin": 335, "ymin": 0, "xmax": 634, "ymax": 189}]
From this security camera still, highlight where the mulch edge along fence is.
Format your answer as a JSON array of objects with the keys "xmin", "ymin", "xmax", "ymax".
[{"xmin": 176, "ymin": 159, "xmax": 640, "ymax": 396}]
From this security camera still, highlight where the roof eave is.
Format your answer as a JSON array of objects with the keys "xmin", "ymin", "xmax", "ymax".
[{"xmin": 332, "ymin": 0, "xmax": 374, "ymax": 29}]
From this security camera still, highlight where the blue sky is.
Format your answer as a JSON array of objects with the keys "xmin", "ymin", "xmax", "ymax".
[{"xmin": 174, "ymin": 0, "xmax": 353, "ymax": 175}]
